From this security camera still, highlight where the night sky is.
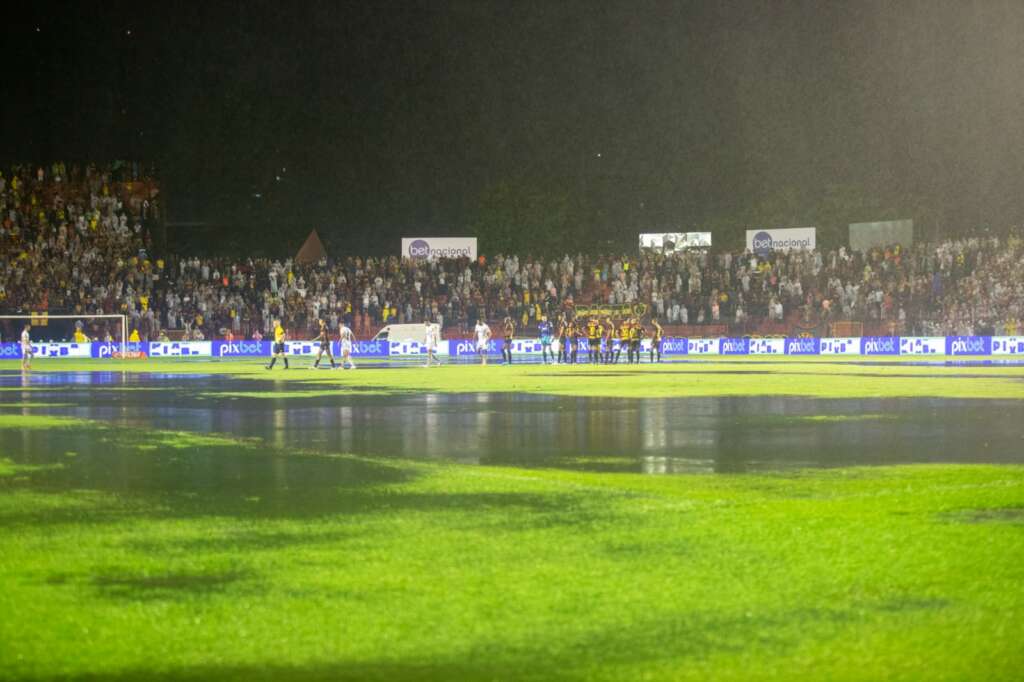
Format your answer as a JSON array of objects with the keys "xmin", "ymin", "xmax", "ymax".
[{"xmin": 6, "ymin": 0, "xmax": 1024, "ymax": 254}]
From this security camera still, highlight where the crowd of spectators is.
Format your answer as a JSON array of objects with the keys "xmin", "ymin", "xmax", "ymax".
[{"xmin": 2, "ymin": 164, "xmax": 1021, "ymax": 341}]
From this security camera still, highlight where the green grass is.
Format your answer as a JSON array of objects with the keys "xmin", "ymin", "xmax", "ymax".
[{"xmin": 1, "ymin": 416, "xmax": 1023, "ymax": 680}]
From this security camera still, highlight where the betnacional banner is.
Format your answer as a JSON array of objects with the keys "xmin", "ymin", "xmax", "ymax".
[
  {"xmin": 401, "ymin": 237, "xmax": 477, "ymax": 261},
  {"xmin": 746, "ymin": 227, "xmax": 816, "ymax": 257}
]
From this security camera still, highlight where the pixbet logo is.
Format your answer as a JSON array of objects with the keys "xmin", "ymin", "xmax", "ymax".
[
  {"xmin": 862, "ymin": 337, "xmax": 898, "ymax": 354},
  {"xmin": 0, "ymin": 344, "xmax": 20, "ymax": 357},
  {"xmin": 752, "ymin": 231, "xmax": 773, "ymax": 257},
  {"xmin": 408, "ymin": 239, "xmax": 430, "ymax": 259},
  {"xmin": 661, "ymin": 338, "xmax": 688, "ymax": 354},
  {"xmin": 949, "ymin": 337, "xmax": 987, "ymax": 355},
  {"xmin": 786, "ymin": 338, "xmax": 818, "ymax": 354},
  {"xmin": 218, "ymin": 341, "xmax": 261, "ymax": 356},
  {"xmin": 721, "ymin": 338, "xmax": 748, "ymax": 354}
]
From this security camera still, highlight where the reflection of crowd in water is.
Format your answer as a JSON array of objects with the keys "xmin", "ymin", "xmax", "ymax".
[{"xmin": 2, "ymin": 164, "xmax": 1021, "ymax": 340}]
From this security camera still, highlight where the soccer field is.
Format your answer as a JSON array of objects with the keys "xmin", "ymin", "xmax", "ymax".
[{"xmin": 2, "ymin": 358, "xmax": 1023, "ymax": 681}]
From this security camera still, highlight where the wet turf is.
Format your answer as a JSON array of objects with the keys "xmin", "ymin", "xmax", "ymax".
[{"xmin": 1, "ymin": 361, "xmax": 1023, "ymax": 680}]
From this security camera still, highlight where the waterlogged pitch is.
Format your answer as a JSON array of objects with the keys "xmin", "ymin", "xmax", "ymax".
[{"xmin": 1, "ymin": 358, "xmax": 1023, "ymax": 681}]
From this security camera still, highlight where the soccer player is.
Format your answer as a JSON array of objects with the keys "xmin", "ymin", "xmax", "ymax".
[
  {"xmin": 424, "ymin": 320, "xmax": 441, "ymax": 367},
  {"xmin": 339, "ymin": 321, "xmax": 356, "ymax": 369},
  {"xmin": 602, "ymin": 316, "xmax": 615, "ymax": 364},
  {"xmin": 650, "ymin": 317, "xmax": 663, "ymax": 363},
  {"xmin": 568, "ymin": 318, "xmax": 580, "ymax": 365},
  {"xmin": 20, "ymin": 324, "xmax": 33, "ymax": 371},
  {"xmin": 266, "ymin": 319, "xmax": 289, "ymax": 369},
  {"xmin": 538, "ymin": 315, "xmax": 554, "ymax": 364},
  {"xmin": 556, "ymin": 314, "xmax": 568, "ymax": 364},
  {"xmin": 312, "ymin": 319, "xmax": 336, "ymax": 369},
  {"xmin": 501, "ymin": 316, "xmax": 515, "ymax": 365},
  {"xmin": 629, "ymin": 317, "xmax": 644, "ymax": 364},
  {"xmin": 615, "ymin": 318, "xmax": 630, "ymax": 364},
  {"xmin": 586, "ymin": 317, "xmax": 601, "ymax": 364},
  {"xmin": 474, "ymin": 319, "xmax": 492, "ymax": 366}
]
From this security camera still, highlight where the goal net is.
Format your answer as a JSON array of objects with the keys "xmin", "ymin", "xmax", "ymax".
[{"xmin": 0, "ymin": 314, "xmax": 130, "ymax": 357}]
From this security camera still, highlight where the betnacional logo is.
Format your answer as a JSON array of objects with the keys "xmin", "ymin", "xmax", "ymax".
[
  {"xmin": 752, "ymin": 231, "xmax": 773, "ymax": 257},
  {"xmin": 408, "ymin": 239, "xmax": 431, "ymax": 259}
]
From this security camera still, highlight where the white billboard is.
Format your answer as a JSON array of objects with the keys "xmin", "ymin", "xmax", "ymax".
[
  {"xmin": 401, "ymin": 237, "xmax": 477, "ymax": 261},
  {"xmin": 746, "ymin": 227, "xmax": 816, "ymax": 256},
  {"xmin": 849, "ymin": 220, "xmax": 913, "ymax": 252},
  {"xmin": 639, "ymin": 232, "xmax": 711, "ymax": 252}
]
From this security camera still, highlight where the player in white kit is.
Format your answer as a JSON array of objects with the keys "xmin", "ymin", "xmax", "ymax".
[
  {"xmin": 424, "ymin": 320, "xmax": 441, "ymax": 367},
  {"xmin": 20, "ymin": 324, "xmax": 33, "ymax": 371},
  {"xmin": 474, "ymin": 319, "xmax": 491, "ymax": 366},
  {"xmin": 338, "ymin": 323, "xmax": 356, "ymax": 369}
]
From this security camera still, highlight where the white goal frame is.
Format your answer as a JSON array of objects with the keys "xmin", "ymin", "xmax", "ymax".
[{"xmin": 0, "ymin": 314, "xmax": 128, "ymax": 353}]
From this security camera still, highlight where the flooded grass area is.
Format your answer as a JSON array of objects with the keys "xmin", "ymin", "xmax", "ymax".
[{"xmin": 1, "ymin": 363, "xmax": 1023, "ymax": 680}]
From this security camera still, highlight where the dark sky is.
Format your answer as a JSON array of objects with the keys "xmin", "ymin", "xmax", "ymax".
[{"xmin": 6, "ymin": 0, "xmax": 1024, "ymax": 252}]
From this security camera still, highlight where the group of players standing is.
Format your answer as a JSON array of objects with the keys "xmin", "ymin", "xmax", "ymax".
[
  {"xmin": 538, "ymin": 314, "xmax": 663, "ymax": 365},
  {"xmin": 471, "ymin": 314, "xmax": 663, "ymax": 366}
]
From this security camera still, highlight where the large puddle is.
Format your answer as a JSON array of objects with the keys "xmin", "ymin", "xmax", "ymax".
[{"xmin": 1, "ymin": 372, "xmax": 1022, "ymax": 488}]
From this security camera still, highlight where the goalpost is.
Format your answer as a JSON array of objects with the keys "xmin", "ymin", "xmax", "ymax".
[{"xmin": 0, "ymin": 314, "xmax": 129, "ymax": 355}]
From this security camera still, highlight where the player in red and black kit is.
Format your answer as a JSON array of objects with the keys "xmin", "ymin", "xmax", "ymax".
[
  {"xmin": 602, "ymin": 316, "xmax": 615, "ymax": 364},
  {"xmin": 649, "ymin": 317, "xmax": 663, "ymax": 363},
  {"xmin": 586, "ymin": 317, "xmax": 602, "ymax": 364},
  {"xmin": 568, "ymin": 318, "xmax": 580, "ymax": 365},
  {"xmin": 501, "ymin": 316, "xmax": 515, "ymax": 364}
]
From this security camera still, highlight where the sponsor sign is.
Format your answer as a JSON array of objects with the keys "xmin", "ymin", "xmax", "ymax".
[
  {"xmin": 639, "ymin": 232, "xmax": 712, "ymax": 252},
  {"xmin": 860, "ymin": 336, "xmax": 900, "ymax": 355},
  {"xmin": 148, "ymin": 341, "xmax": 212, "ymax": 357},
  {"xmin": 213, "ymin": 340, "xmax": 269, "ymax": 357},
  {"xmin": 401, "ymin": 237, "xmax": 477, "ymax": 261},
  {"xmin": 899, "ymin": 337, "xmax": 945, "ymax": 355},
  {"xmin": 688, "ymin": 338, "xmax": 720, "ymax": 355},
  {"xmin": 749, "ymin": 338, "xmax": 785, "ymax": 355},
  {"xmin": 992, "ymin": 336, "xmax": 1024, "ymax": 355},
  {"xmin": 785, "ymin": 337, "xmax": 821, "ymax": 355},
  {"xmin": 819, "ymin": 338, "xmax": 860, "ymax": 355},
  {"xmin": 0, "ymin": 342, "xmax": 23, "ymax": 358},
  {"xmin": 340, "ymin": 340, "xmax": 390, "ymax": 357},
  {"xmin": 31, "ymin": 342, "xmax": 92, "ymax": 358},
  {"xmin": 746, "ymin": 227, "xmax": 816, "ymax": 257},
  {"xmin": 946, "ymin": 336, "xmax": 991, "ymax": 356},
  {"xmin": 720, "ymin": 338, "xmax": 749, "ymax": 355},
  {"xmin": 660, "ymin": 337, "xmax": 689, "ymax": 356},
  {"xmin": 389, "ymin": 340, "xmax": 427, "ymax": 356},
  {"xmin": 452, "ymin": 339, "xmax": 501, "ymax": 357}
]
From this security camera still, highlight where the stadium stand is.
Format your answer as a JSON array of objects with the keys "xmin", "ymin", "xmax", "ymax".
[{"xmin": 1, "ymin": 164, "xmax": 1021, "ymax": 341}]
